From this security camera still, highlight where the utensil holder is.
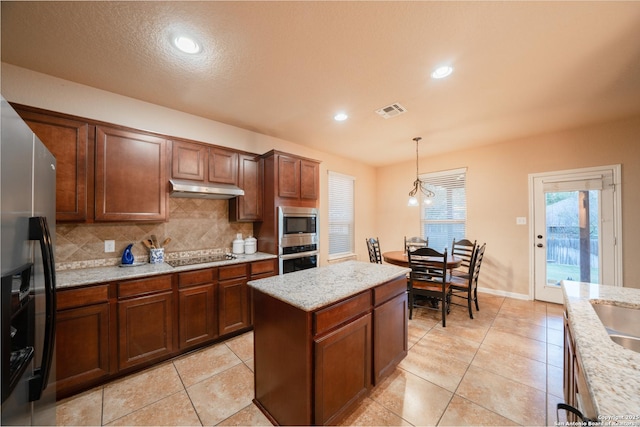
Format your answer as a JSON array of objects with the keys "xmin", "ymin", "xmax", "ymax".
[{"xmin": 149, "ymin": 248, "xmax": 164, "ymax": 264}]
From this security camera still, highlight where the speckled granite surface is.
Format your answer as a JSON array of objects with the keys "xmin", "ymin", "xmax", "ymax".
[
  {"xmin": 56, "ymin": 252, "xmax": 277, "ymax": 288},
  {"xmin": 247, "ymin": 260, "xmax": 410, "ymax": 312},
  {"xmin": 562, "ymin": 281, "xmax": 640, "ymax": 421}
]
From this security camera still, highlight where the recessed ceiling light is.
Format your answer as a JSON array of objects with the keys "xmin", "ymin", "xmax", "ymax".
[
  {"xmin": 334, "ymin": 112, "xmax": 348, "ymax": 121},
  {"xmin": 173, "ymin": 36, "xmax": 201, "ymax": 54},
  {"xmin": 431, "ymin": 65, "xmax": 453, "ymax": 79}
]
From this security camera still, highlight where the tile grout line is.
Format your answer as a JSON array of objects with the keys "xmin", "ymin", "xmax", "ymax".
[
  {"xmin": 437, "ymin": 296, "xmax": 528, "ymax": 426},
  {"xmin": 171, "ymin": 359, "xmax": 205, "ymax": 427}
]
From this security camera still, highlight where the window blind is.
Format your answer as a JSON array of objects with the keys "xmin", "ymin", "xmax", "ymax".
[
  {"xmin": 420, "ymin": 168, "xmax": 467, "ymax": 252},
  {"xmin": 328, "ymin": 171, "xmax": 355, "ymax": 257}
]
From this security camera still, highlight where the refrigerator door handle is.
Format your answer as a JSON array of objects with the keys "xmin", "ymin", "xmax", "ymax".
[{"xmin": 27, "ymin": 216, "xmax": 56, "ymax": 402}]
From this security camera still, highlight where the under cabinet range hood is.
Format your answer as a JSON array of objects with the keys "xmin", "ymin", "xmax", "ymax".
[{"xmin": 169, "ymin": 179, "xmax": 245, "ymax": 199}]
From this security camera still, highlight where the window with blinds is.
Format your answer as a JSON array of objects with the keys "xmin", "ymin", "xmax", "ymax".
[
  {"xmin": 420, "ymin": 168, "xmax": 467, "ymax": 252},
  {"xmin": 328, "ymin": 171, "xmax": 355, "ymax": 257}
]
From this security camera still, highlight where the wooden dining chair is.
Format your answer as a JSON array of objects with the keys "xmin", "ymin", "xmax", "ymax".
[
  {"xmin": 450, "ymin": 243, "xmax": 486, "ymax": 318},
  {"xmin": 366, "ymin": 237, "xmax": 382, "ymax": 264},
  {"xmin": 404, "ymin": 236, "xmax": 428, "ymax": 253},
  {"xmin": 407, "ymin": 247, "xmax": 452, "ymax": 327},
  {"xmin": 450, "ymin": 238, "xmax": 477, "ymax": 279}
]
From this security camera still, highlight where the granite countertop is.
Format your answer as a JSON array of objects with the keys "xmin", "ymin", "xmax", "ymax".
[
  {"xmin": 247, "ymin": 260, "xmax": 410, "ymax": 312},
  {"xmin": 561, "ymin": 281, "xmax": 640, "ymax": 420},
  {"xmin": 56, "ymin": 252, "xmax": 277, "ymax": 289}
]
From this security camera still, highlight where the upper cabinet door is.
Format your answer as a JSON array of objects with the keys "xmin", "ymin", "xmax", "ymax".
[
  {"xmin": 95, "ymin": 126, "xmax": 168, "ymax": 222},
  {"xmin": 171, "ymin": 140, "xmax": 207, "ymax": 181},
  {"xmin": 230, "ymin": 154, "xmax": 263, "ymax": 222},
  {"xmin": 208, "ymin": 147, "xmax": 238, "ymax": 185},
  {"xmin": 15, "ymin": 107, "xmax": 90, "ymax": 222},
  {"xmin": 300, "ymin": 160, "xmax": 319, "ymax": 200},
  {"xmin": 277, "ymin": 155, "xmax": 301, "ymax": 199}
]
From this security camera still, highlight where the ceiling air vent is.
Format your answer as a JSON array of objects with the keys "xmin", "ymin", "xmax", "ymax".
[{"xmin": 375, "ymin": 103, "xmax": 407, "ymax": 119}]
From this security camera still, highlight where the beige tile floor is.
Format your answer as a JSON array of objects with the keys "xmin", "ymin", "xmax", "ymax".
[{"xmin": 56, "ymin": 293, "xmax": 568, "ymax": 426}]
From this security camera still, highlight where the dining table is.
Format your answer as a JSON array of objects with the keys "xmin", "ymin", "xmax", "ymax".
[{"xmin": 382, "ymin": 250, "xmax": 462, "ymax": 269}]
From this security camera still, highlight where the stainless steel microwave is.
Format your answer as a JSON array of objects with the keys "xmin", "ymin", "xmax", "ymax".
[{"xmin": 278, "ymin": 206, "xmax": 318, "ymax": 249}]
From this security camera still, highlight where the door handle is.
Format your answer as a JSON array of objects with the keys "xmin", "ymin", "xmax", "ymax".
[{"xmin": 28, "ymin": 216, "xmax": 56, "ymax": 402}]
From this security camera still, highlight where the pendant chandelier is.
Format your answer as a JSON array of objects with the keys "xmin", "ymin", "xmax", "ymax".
[{"xmin": 407, "ymin": 137, "xmax": 434, "ymax": 206}]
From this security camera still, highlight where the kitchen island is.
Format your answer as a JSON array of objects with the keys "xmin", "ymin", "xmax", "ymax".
[
  {"xmin": 248, "ymin": 261, "xmax": 410, "ymax": 426},
  {"xmin": 562, "ymin": 281, "xmax": 640, "ymax": 422}
]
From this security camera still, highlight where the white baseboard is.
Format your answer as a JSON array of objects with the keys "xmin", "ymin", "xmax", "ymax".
[{"xmin": 477, "ymin": 286, "xmax": 531, "ymax": 301}]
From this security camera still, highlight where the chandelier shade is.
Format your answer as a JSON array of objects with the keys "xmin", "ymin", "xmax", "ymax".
[{"xmin": 408, "ymin": 137, "xmax": 434, "ymax": 206}]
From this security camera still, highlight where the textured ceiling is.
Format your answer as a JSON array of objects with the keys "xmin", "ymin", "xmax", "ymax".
[{"xmin": 2, "ymin": 1, "xmax": 640, "ymax": 166}]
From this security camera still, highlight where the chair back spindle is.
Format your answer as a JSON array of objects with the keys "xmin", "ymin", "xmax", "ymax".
[{"xmin": 366, "ymin": 237, "xmax": 382, "ymax": 264}]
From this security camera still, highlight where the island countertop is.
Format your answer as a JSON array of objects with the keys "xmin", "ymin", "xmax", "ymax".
[
  {"xmin": 561, "ymin": 281, "xmax": 640, "ymax": 420},
  {"xmin": 247, "ymin": 260, "xmax": 410, "ymax": 312}
]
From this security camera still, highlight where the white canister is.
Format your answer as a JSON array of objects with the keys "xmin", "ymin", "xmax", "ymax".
[
  {"xmin": 244, "ymin": 236, "xmax": 257, "ymax": 254},
  {"xmin": 232, "ymin": 233, "xmax": 245, "ymax": 254}
]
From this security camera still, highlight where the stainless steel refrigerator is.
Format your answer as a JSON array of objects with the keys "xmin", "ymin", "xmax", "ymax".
[{"xmin": 1, "ymin": 96, "xmax": 57, "ymax": 425}]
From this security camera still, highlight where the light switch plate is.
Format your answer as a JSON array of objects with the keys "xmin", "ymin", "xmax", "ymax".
[
  {"xmin": 516, "ymin": 217, "xmax": 527, "ymax": 225},
  {"xmin": 105, "ymin": 240, "xmax": 115, "ymax": 253}
]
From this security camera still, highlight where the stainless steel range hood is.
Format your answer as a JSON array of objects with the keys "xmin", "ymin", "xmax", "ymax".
[{"xmin": 169, "ymin": 179, "xmax": 245, "ymax": 199}]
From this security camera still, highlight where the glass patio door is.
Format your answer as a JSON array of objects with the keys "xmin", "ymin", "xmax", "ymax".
[{"xmin": 531, "ymin": 166, "xmax": 620, "ymax": 303}]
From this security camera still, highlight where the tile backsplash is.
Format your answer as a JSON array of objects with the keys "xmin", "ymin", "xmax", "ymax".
[{"xmin": 56, "ymin": 198, "xmax": 254, "ymax": 270}]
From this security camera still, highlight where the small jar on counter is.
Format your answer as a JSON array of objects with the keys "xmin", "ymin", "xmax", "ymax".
[
  {"xmin": 244, "ymin": 236, "xmax": 257, "ymax": 254},
  {"xmin": 232, "ymin": 233, "xmax": 245, "ymax": 254}
]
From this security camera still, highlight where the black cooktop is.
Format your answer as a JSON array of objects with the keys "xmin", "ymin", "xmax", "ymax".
[{"xmin": 165, "ymin": 253, "xmax": 236, "ymax": 267}]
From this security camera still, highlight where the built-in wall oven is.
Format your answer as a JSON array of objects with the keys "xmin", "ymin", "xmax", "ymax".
[{"xmin": 278, "ymin": 206, "xmax": 318, "ymax": 274}]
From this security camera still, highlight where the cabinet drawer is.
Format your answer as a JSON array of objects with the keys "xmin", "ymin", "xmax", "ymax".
[
  {"xmin": 219, "ymin": 264, "xmax": 247, "ymax": 281},
  {"xmin": 178, "ymin": 268, "xmax": 216, "ymax": 288},
  {"xmin": 118, "ymin": 275, "xmax": 172, "ymax": 299},
  {"xmin": 373, "ymin": 277, "xmax": 407, "ymax": 306},
  {"xmin": 251, "ymin": 259, "xmax": 276, "ymax": 277},
  {"xmin": 58, "ymin": 285, "xmax": 109, "ymax": 310},
  {"xmin": 314, "ymin": 291, "xmax": 371, "ymax": 336}
]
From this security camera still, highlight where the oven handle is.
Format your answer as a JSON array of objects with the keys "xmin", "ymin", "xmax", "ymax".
[{"xmin": 280, "ymin": 250, "xmax": 319, "ymax": 260}]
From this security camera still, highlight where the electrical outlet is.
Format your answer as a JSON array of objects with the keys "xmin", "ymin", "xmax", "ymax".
[
  {"xmin": 105, "ymin": 240, "xmax": 115, "ymax": 253},
  {"xmin": 516, "ymin": 217, "xmax": 527, "ymax": 225}
]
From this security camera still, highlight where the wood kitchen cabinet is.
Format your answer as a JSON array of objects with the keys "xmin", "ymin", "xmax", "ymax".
[
  {"xmin": 229, "ymin": 153, "xmax": 263, "ymax": 222},
  {"xmin": 314, "ymin": 310, "xmax": 372, "ymax": 425},
  {"xmin": 55, "ymin": 285, "xmax": 110, "ymax": 398},
  {"xmin": 372, "ymin": 278, "xmax": 408, "ymax": 384},
  {"xmin": 563, "ymin": 310, "xmax": 597, "ymax": 422},
  {"xmin": 13, "ymin": 105, "xmax": 90, "ymax": 222},
  {"xmin": 55, "ymin": 258, "xmax": 276, "ymax": 399},
  {"xmin": 177, "ymin": 268, "xmax": 218, "ymax": 350},
  {"xmin": 170, "ymin": 139, "xmax": 238, "ymax": 185},
  {"xmin": 218, "ymin": 264, "xmax": 250, "ymax": 335},
  {"xmin": 95, "ymin": 126, "xmax": 168, "ymax": 222},
  {"xmin": 256, "ymin": 150, "xmax": 320, "ymax": 254},
  {"xmin": 116, "ymin": 275, "xmax": 174, "ymax": 371},
  {"xmin": 253, "ymin": 274, "xmax": 407, "ymax": 425},
  {"xmin": 269, "ymin": 151, "xmax": 319, "ymax": 202},
  {"xmin": 209, "ymin": 147, "xmax": 238, "ymax": 185},
  {"xmin": 171, "ymin": 139, "xmax": 207, "ymax": 181}
]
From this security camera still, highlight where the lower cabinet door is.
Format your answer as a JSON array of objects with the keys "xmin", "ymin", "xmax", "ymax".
[
  {"xmin": 373, "ymin": 292, "xmax": 408, "ymax": 384},
  {"xmin": 218, "ymin": 279, "xmax": 249, "ymax": 335},
  {"xmin": 314, "ymin": 313, "xmax": 372, "ymax": 426},
  {"xmin": 118, "ymin": 292, "xmax": 174, "ymax": 370},
  {"xmin": 56, "ymin": 303, "xmax": 110, "ymax": 396},
  {"xmin": 179, "ymin": 284, "xmax": 217, "ymax": 349}
]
